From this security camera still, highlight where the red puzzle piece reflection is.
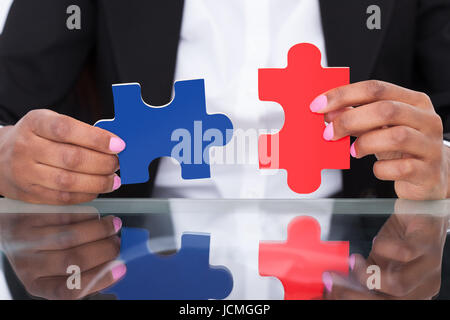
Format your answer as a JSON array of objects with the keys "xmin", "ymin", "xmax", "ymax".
[
  {"xmin": 258, "ymin": 43, "xmax": 350, "ymax": 193},
  {"xmin": 259, "ymin": 216, "xmax": 349, "ymax": 300}
]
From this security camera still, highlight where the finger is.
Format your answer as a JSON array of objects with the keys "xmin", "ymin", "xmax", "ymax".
[
  {"xmin": 323, "ymin": 107, "xmax": 352, "ymax": 123},
  {"xmin": 34, "ymin": 215, "xmax": 122, "ymax": 250},
  {"xmin": 36, "ymin": 236, "xmax": 121, "ymax": 277},
  {"xmin": 322, "ymin": 271, "xmax": 384, "ymax": 300},
  {"xmin": 344, "ymin": 255, "xmax": 441, "ymax": 300},
  {"xmin": 373, "ymin": 158, "xmax": 431, "ymax": 185},
  {"xmin": 376, "ymin": 257, "xmax": 440, "ymax": 297},
  {"xmin": 31, "ymin": 163, "xmax": 121, "ymax": 194},
  {"xmin": 27, "ymin": 109, "xmax": 126, "ymax": 155},
  {"xmin": 18, "ymin": 184, "xmax": 98, "ymax": 206},
  {"xmin": 351, "ymin": 254, "xmax": 408, "ymax": 298},
  {"xmin": 30, "ymin": 261, "xmax": 126, "ymax": 300},
  {"xmin": 351, "ymin": 126, "xmax": 436, "ymax": 159},
  {"xmin": 2, "ymin": 212, "xmax": 98, "ymax": 229},
  {"xmin": 371, "ymin": 235, "xmax": 425, "ymax": 263},
  {"xmin": 371, "ymin": 215, "xmax": 446, "ymax": 261},
  {"xmin": 310, "ymin": 80, "xmax": 432, "ymax": 114},
  {"xmin": 28, "ymin": 212, "xmax": 99, "ymax": 227},
  {"xmin": 329, "ymin": 101, "xmax": 436, "ymax": 140},
  {"xmin": 0, "ymin": 199, "xmax": 99, "ymax": 216},
  {"xmin": 400, "ymin": 274, "xmax": 442, "ymax": 300},
  {"xmin": 352, "ymin": 252, "xmax": 440, "ymax": 297},
  {"xmin": 33, "ymin": 136, "xmax": 119, "ymax": 175}
]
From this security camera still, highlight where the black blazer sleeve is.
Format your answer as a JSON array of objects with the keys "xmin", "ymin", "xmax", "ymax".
[
  {"xmin": 0, "ymin": 0, "xmax": 95, "ymax": 124},
  {"xmin": 415, "ymin": 0, "xmax": 450, "ymax": 132}
]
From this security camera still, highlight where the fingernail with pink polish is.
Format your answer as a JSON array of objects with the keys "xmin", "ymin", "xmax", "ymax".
[
  {"xmin": 109, "ymin": 137, "xmax": 126, "ymax": 153},
  {"xmin": 111, "ymin": 263, "xmax": 127, "ymax": 281},
  {"xmin": 112, "ymin": 175, "xmax": 121, "ymax": 191},
  {"xmin": 322, "ymin": 272, "xmax": 333, "ymax": 293},
  {"xmin": 350, "ymin": 142, "xmax": 357, "ymax": 158},
  {"xmin": 310, "ymin": 95, "xmax": 328, "ymax": 112},
  {"xmin": 113, "ymin": 217, "xmax": 122, "ymax": 233},
  {"xmin": 349, "ymin": 254, "xmax": 356, "ymax": 271},
  {"xmin": 323, "ymin": 123, "xmax": 334, "ymax": 141}
]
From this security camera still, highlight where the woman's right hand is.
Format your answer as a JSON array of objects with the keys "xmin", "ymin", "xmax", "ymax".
[{"xmin": 0, "ymin": 109, "xmax": 125, "ymax": 204}]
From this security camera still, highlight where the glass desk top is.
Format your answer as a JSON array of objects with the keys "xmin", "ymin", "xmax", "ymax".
[{"xmin": 0, "ymin": 198, "xmax": 449, "ymax": 300}]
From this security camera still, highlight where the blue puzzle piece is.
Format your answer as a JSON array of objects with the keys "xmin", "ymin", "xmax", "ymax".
[
  {"xmin": 95, "ymin": 80, "xmax": 233, "ymax": 184},
  {"xmin": 102, "ymin": 228, "xmax": 234, "ymax": 300}
]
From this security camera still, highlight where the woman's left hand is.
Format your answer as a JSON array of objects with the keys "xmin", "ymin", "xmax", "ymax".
[
  {"xmin": 322, "ymin": 212, "xmax": 448, "ymax": 300},
  {"xmin": 310, "ymin": 80, "xmax": 449, "ymax": 200}
]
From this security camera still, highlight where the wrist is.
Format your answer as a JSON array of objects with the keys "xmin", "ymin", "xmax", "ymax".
[{"xmin": 0, "ymin": 125, "xmax": 13, "ymax": 198}]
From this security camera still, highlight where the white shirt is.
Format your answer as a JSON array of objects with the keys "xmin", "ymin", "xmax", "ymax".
[
  {"xmin": 0, "ymin": 0, "xmax": 13, "ymax": 34},
  {"xmin": 153, "ymin": 0, "xmax": 343, "ymax": 199},
  {"xmin": 154, "ymin": 0, "xmax": 339, "ymax": 300}
]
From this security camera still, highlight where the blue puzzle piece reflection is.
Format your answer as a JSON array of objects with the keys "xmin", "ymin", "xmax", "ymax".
[{"xmin": 102, "ymin": 228, "xmax": 233, "ymax": 300}]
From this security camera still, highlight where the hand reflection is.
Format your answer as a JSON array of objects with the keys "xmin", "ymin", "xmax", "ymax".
[
  {"xmin": 323, "ymin": 207, "xmax": 448, "ymax": 300},
  {"xmin": 0, "ymin": 210, "xmax": 125, "ymax": 299}
]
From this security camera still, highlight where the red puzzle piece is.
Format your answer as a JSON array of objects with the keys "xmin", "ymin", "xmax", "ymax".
[
  {"xmin": 259, "ymin": 216, "xmax": 349, "ymax": 300},
  {"xmin": 258, "ymin": 43, "xmax": 350, "ymax": 193}
]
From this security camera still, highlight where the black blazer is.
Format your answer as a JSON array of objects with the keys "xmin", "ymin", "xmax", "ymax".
[{"xmin": 0, "ymin": 0, "xmax": 450, "ymax": 198}]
